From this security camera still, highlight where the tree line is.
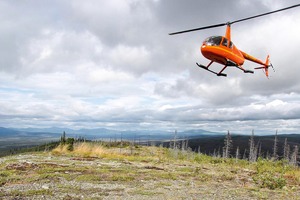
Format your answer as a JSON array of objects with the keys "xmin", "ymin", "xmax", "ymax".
[{"xmin": 193, "ymin": 130, "xmax": 299, "ymax": 166}]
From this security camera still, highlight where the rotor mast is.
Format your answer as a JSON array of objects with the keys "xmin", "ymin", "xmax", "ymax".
[{"xmin": 225, "ymin": 23, "xmax": 231, "ymax": 42}]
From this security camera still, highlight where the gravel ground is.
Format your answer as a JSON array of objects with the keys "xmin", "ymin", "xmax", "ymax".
[{"xmin": 0, "ymin": 152, "xmax": 299, "ymax": 200}]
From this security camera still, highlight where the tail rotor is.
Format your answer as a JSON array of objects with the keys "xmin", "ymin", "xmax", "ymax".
[{"xmin": 254, "ymin": 55, "xmax": 274, "ymax": 78}]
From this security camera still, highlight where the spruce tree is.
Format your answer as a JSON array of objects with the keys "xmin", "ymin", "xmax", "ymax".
[{"xmin": 61, "ymin": 131, "xmax": 66, "ymax": 145}]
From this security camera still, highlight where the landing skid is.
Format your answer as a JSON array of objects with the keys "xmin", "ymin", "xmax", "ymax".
[
  {"xmin": 244, "ymin": 70, "xmax": 254, "ymax": 74},
  {"xmin": 243, "ymin": 69, "xmax": 254, "ymax": 74},
  {"xmin": 196, "ymin": 63, "xmax": 227, "ymax": 77},
  {"xmin": 238, "ymin": 67, "xmax": 254, "ymax": 74}
]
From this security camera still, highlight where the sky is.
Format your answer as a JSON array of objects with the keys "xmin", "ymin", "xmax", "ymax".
[{"xmin": 1, "ymin": 0, "xmax": 300, "ymax": 134}]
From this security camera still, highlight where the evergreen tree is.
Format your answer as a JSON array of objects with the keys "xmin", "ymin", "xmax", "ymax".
[
  {"xmin": 60, "ymin": 131, "xmax": 66, "ymax": 145},
  {"xmin": 66, "ymin": 138, "xmax": 75, "ymax": 151}
]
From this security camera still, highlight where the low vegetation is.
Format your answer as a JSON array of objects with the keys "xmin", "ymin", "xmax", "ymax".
[{"xmin": 1, "ymin": 140, "xmax": 300, "ymax": 199}]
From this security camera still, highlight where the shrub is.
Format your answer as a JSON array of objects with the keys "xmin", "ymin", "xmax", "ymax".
[
  {"xmin": 66, "ymin": 138, "xmax": 74, "ymax": 151},
  {"xmin": 252, "ymin": 159, "xmax": 287, "ymax": 189},
  {"xmin": 253, "ymin": 171, "xmax": 286, "ymax": 189}
]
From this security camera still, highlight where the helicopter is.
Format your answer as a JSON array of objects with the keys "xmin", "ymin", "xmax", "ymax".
[{"xmin": 169, "ymin": 4, "xmax": 300, "ymax": 78}]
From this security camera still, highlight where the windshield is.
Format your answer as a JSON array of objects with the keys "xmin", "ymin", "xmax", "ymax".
[{"xmin": 203, "ymin": 36, "xmax": 222, "ymax": 46}]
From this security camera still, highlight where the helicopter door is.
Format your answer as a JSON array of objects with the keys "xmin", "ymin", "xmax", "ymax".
[{"xmin": 221, "ymin": 38, "xmax": 233, "ymax": 48}]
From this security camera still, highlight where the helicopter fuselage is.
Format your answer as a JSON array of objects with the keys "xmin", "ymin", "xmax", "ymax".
[{"xmin": 201, "ymin": 36, "xmax": 244, "ymax": 66}]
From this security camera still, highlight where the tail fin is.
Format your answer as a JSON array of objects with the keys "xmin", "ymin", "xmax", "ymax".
[{"xmin": 254, "ymin": 55, "xmax": 271, "ymax": 78}]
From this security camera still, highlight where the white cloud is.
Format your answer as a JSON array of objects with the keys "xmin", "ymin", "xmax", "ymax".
[
  {"xmin": 109, "ymin": 45, "xmax": 151, "ymax": 74},
  {"xmin": 18, "ymin": 30, "xmax": 104, "ymax": 75},
  {"xmin": 1, "ymin": 0, "xmax": 300, "ymax": 133}
]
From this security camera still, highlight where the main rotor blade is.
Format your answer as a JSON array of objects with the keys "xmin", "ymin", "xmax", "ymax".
[
  {"xmin": 169, "ymin": 4, "xmax": 300, "ymax": 35},
  {"xmin": 169, "ymin": 23, "xmax": 226, "ymax": 35},
  {"xmin": 231, "ymin": 4, "xmax": 300, "ymax": 24}
]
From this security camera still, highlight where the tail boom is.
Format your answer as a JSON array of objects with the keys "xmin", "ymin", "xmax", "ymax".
[
  {"xmin": 240, "ymin": 50, "xmax": 271, "ymax": 78},
  {"xmin": 254, "ymin": 55, "xmax": 270, "ymax": 78}
]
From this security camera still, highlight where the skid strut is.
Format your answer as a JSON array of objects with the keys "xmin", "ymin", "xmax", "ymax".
[
  {"xmin": 196, "ymin": 62, "xmax": 227, "ymax": 77},
  {"xmin": 236, "ymin": 65, "xmax": 254, "ymax": 74}
]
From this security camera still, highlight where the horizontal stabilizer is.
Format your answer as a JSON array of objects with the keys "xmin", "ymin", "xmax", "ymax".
[
  {"xmin": 254, "ymin": 55, "xmax": 271, "ymax": 78},
  {"xmin": 254, "ymin": 66, "xmax": 265, "ymax": 70}
]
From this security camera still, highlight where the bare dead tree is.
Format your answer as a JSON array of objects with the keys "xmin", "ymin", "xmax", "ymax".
[
  {"xmin": 283, "ymin": 138, "xmax": 290, "ymax": 161},
  {"xmin": 290, "ymin": 145, "xmax": 299, "ymax": 166},
  {"xmin": 185, "ymin": 137, "xmax": 189, "ymax": 150},
  {"xmin": 181, "ymin": 140, "xmax": 185, "ymax": 151},
  {"xmin": 273, "ymin": 130, "xmax": 278, "ymax": 160},
  {"xmin": 235, "ymin": 146, "xmax": 240, "ymax": 162},
  {"xmin": 213, "ymin": 148, "xmax": 221, "ymax": 158},
  {"xmin": 213, "ymin": 149, "xmax": 217, "ymax": 158},
  {"xmin": 173, "ymin": 130, "xmax": 177, "ymax": 149},
  {"xmin": 217, "ymin": 147, "xmax": 221, "ymax": 158},
  {"xmin": 243, "ymin": 149, "xmax": 247, "ymax": 160},
  {"xmin": 197, "ymin": 146, "xmax": 201, "ymax": 154},
  {"xmin": 257, "ymin": 141, "xmax": 262, "ymax": 158},
  {"xmin": 249, "ymin": 130, "xmax": 257, "ymax": 162},
  {"xmin": 222, "ymin": 131, "xmax": 232, "ymax": 158},
  {"xmin": 266, "ymin": 151, "xmax": 271, "ymax": 160}
]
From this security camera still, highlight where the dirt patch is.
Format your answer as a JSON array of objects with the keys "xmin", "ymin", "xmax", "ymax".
[
  {"xmin": 144, "ymin": 166, "xmax": 164, "ymax": 170},
  {"xmin": 71, "ymin": 157, "xmax": 98, "ymax": 161},
  {"xmin": 6, "ymin": 162, "xmax": 38, "ymax": 171}
]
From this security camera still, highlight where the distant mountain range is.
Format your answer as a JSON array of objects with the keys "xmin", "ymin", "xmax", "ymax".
[
  {"xmin": 0, "ymin": 126, "xmax": 223, "ymax": 154},
  {"xmin": 1, "ymin": 127, "xmax": 300, "ymax": 159},
  {"xmin": 0, "ymin": 126, "xmax": 223, "ymax": 141}
]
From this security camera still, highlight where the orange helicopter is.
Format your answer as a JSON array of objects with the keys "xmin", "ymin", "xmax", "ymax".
[{"xmin": 169, "ymin": 4, "xmax": 300, "ymax": 77}]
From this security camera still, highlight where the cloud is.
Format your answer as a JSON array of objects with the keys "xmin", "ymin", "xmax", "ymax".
[{"xmin": 1, "ymin": 0, "xmax": 300, "ymax": 133}]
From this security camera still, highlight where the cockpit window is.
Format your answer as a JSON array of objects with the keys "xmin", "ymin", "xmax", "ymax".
[
  {"xmin": 221, "ymin": 38, "xmax": 233, "ymax": 48},
  {"xmin": 222, "ymin": 38, "xmax": 228, "ymax": 47},
  {"xmin": 203, "ymin": 36, "xmax": 222, "ymax": 46},
  {"xmin": 229, "ymin": 41, "xmax": 233, "ymax": 48}
]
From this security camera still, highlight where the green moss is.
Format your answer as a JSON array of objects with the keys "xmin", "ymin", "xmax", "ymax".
[
  {"xmin": 75, "ymin": 174, "xmax": 103, "ymax": 182},
  {"xmin": 3, "ymin": 189, "xmax": 52, "ymax": 197},
  {"xmin": 129, "ymin": 188, "xmax": 163, "ymax": 196},
  {"xmin": 111, "ymin": 174, "xmax": 135, "ymax": 181}
]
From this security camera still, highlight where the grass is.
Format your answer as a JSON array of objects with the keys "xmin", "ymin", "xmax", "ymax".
[
  {"xmin": 51, "ymin": 142, "xmax": 300, "ymax": 190},
  {"xmin": 1, "ymin": 142, "xmax": 300, "ymax": 199}
]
